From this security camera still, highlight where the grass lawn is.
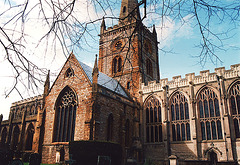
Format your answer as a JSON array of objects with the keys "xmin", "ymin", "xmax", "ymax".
[{"xmin": 24, "ymin": 163, "xmax": 57, "ymax": 165}]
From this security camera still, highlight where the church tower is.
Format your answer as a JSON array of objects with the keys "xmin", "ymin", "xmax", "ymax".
[{"xmin": 99, "ymin": 0, "xmax": 160, "ymax": 99}]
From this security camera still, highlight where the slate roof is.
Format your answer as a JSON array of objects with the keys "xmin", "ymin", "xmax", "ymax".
[{"xmin": 78, "ymin": 61, "xmax": 129, "ymax": 98}]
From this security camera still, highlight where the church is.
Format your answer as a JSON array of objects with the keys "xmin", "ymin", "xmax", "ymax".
[{"xmin": 0, "ymin": 0, "xmax": 240, "ymax": 164}]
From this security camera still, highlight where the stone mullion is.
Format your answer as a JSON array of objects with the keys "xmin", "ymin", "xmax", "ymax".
[
  {"xmin": 58, "ymin": 106, "xmax": 63, "ymax": 142},
  {"xmin": 60, "ymin": 106, "xmax": 65, "ymax": 142},
  {"xmin": 64, "ymin": 106, "xmax": 70, "ymax": 141},
  {"xmin": 72, "ymin": 105, "xmax": 76, "ymax": 141},
  {"xmin": 68, "ymin": 105, "xmax": 73, "ymax": 141},
  {"xmin": 56, "ymin": 107, "xmax": 61, "ymax": 142}
]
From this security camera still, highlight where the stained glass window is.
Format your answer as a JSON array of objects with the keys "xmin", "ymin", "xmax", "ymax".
[
  {"xmin": 170, "ymin": 92, "xmax": 191, "ymax": 141},
  {"xmin": 53, "ymin": 87, "xmax": 77, "ymax": 142},
  {"xmin": 145, "ymin": 96, "xmax": 162, "ymax": 143}
]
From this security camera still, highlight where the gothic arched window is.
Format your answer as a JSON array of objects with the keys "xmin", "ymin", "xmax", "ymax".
[
  {"xmin": 1, "ymin": 127, "xmax": 7, "ymax": 147},
  {"xmin": 146, "ymin": 59, "xmax": 153, "ymax": 77},
  {"xmin": 107, "ymin": 114, "xmax": 113, "ymax": 141},
  {"xmin": 127, "ymin": 81, "xmax": 130, "ymax": 90},
  {"xmin": 65, "ymin": 68, "xmax": 74, "ymax": 78},
  {"xmin": 198, "ymin": 87, "xmax": 223, "ymax": 140},
  {"xmin": 53, "ymin": 87, "xmax": 77, "ymax": 142},
  {"xmin": 229, "ymin": 82, "xmax": 240, "ymax": 138},
  {"xmin": 145, "ymin": 96, "xmax": 162, "ymax": 143},
  {"xmin": 112, "ymin": 56, "xmax": 122, "ymax": 74},
  {"xmin": 12, "ymin": 126, "xmax": 20, "ymax": 150},
  {"xmin": 25, "ymin": 123, "xmax": 34, "ymax": 150},
  {"xmin": 170, "ymin": 92, "xmax": 191, "ymax": 141}
]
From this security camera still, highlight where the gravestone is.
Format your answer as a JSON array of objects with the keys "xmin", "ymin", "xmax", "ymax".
[
  {"xmin": 10, "ymin": 159, "xmax": 23, "ymax": 165},
  {"xmin": 29, "ymin": 153, "xmax": 40, "ymax": 165},
  {"xmin": 97, "ymin": 156, "xmax": 111, "ymax": 165}
]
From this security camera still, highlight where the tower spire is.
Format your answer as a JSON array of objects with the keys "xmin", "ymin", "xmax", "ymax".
[
  {"xmin": 100, "ymin": 17, "xmax": 106, "ymax": 34},
  {"xmin": 119, "ymin": 0, "xmax": 141, "ymax": 24}
]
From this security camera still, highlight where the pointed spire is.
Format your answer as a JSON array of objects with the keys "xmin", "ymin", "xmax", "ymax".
[
  {"xmin": 44, "ymin": 70, "xmax": 50, "ymax": 96},
  {"xmin": 153, "ymin": 24, "xmax": 157, "ymax": 37},
  {"xmin": 100, "ymin": 17, "xmax": 106, "ymax": 34},
  {"xmin": 92, "ymin": 54, "xmax": 99, "ymax": 76},
  {"xmin": 119, "ymin": 0, "xmax": 141, "ymax": 24},
  {"xmin": 92, "ymin": 54, "xmax": 99, "ymax": 93}
]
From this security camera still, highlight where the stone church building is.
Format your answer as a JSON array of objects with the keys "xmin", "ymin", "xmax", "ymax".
[{"xmin": 0, "ymin": 0, "xmax": 240, "ymax": 164}]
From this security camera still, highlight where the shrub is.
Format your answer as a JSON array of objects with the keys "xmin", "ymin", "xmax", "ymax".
[{"xmin": 69, "ymin": 140, "xmax": 122, "ymax": 165}]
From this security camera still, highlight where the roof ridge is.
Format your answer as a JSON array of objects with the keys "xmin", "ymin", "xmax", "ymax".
[{"xmin": 78, "ymin": 60, "xmax": 129, "ymax": 98}]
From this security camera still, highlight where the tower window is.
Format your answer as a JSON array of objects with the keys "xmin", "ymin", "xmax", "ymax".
[
  {"xmin": 144, "ymin": 39, "xmax": 152, "ymax": 54},
  {"xmin": 146, "ymin": 59, "xmax": 153, "ymax": 77},
  {"xmin": 123, "ymin": 6, "xmax": 126, "ymax": 13},
  {"xmin": 127, "ymin": 82, "xmax": 130, "ymax": 90},
  {"xmin": 112, "ymin": 56, "xmax": 122, "ymax": 74},
  {"xmin": 115, "ymin": 41, "xmax": 122, "ymax": 50}
]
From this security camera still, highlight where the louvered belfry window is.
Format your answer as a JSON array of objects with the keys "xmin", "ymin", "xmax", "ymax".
[
  {"xmin": 198, "ymin": 87, "xmax": 223, "ymax": 140},
  {"xmin": 54, "ymin": 87, "xmax": 77, "ymax": 142}
]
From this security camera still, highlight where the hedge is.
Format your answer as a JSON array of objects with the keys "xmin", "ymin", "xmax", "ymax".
[{"xmin": 69, "ymin": 140, "xmax": 122, "ymax": 165}]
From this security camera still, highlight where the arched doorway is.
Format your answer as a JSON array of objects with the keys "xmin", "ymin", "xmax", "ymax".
[{"xmin": 208, "ymin": 151, "xmax": 218, "ymax": 165}]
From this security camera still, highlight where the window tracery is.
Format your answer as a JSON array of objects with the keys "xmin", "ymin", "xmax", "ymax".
[
  {"xmin": 53, "ymin": 87, "xmax": 77, "ymax": 142},
  {"xmin": 229, "ymin": 82, "xmax": 240, "ymax": 138},
  {"xmin": 115, "ymin": 41, "xmax": 122, "ymax": 50},
  {"xmin": 145, "ymin": 96, "xmax": 162, "ymax": 143},
  {"xmin": 65, "ymin": 68, "xmax": 74, "ymax": 78},
  {"xmin": 170, "ymin": 92, "xmax": 191, "ymax": 141},
  {"xmin": 198, "ymin": 87, "xmax": 223, "ymax": 140}
]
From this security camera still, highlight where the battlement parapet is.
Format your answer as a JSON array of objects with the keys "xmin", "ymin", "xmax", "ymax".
[
  {"xmin": 141, "ymin": 64, "xmax": 240, "ymax": 94},
  {"xmin": 101, "ymin": 21, "xmax": 154, "ymax": 37},
  {"xmin": 11, "ymin": 94, "xmax": 43, "ymax": 107}
]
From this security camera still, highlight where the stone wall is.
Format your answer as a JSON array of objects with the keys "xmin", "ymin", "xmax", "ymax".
[{"xmin": 140, "ymin": 64, "xmax": 240, "ymax": 163}]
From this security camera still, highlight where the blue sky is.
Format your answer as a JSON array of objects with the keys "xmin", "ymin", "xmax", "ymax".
[{"xmin": 0, "ymin": 0, "xmax": 240, "ymax": 120}]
